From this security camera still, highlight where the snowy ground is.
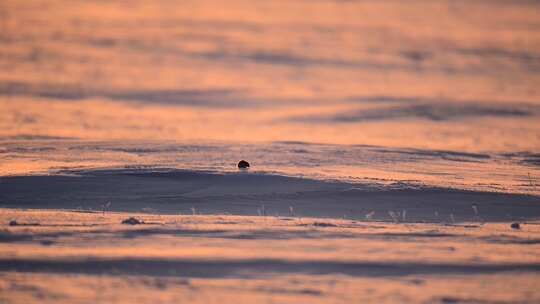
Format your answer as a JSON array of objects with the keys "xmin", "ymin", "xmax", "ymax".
[
  {"xmin": 2, "ymin": 0, "xmax": 540, "ymax": 302},
  {"xmin": 1, "ymin": 154, "xmax": 538, "ymax": 303},
  {"xmin": 1, "ymin": 167, "xmax": 539, "ymax": 222},
  {"xmin": 1, "ymin": 208, "xmax": 539, "ymax": 303}
]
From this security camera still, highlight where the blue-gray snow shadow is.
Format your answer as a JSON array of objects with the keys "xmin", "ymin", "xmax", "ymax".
[
  {"xmin": 502, "ymin": 152, "xmax": 540, "ymax": 168},
  {"xmin": 290, "ymin": 103, "xmax": 536, "ymax": 123},
  {"xmin": 0, "ymin": 258, "xmax": 539, "ymax": 278},
  {"xmin": 0, "ymin": 169, "xmax": 539, "ymax": 222},
  {"xmin": 0, "ymin": 81, "xmax": 252, "ymax": 108}
]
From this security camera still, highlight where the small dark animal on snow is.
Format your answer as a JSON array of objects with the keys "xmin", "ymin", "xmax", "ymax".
[{"xmin": 238, "ymin": 160, "xmax": 250, "ymax": 169}]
